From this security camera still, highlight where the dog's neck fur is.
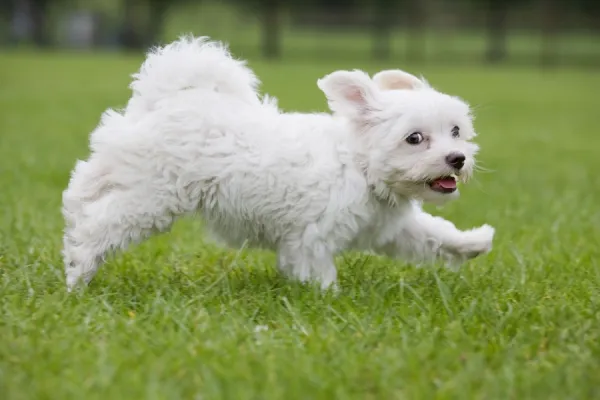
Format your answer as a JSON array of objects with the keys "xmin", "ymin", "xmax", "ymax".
[{"xmin": 333, "ymin": 116, "xmax": 405, "ymax": 209}]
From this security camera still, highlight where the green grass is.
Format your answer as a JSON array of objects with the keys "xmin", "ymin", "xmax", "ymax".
[{"xmin": 1, "ymin": 50, "xmax": 600, "ymax": 400}]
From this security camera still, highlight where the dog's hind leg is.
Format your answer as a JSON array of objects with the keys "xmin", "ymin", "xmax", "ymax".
[
  {"xmin": 62, "ymin": 166, "xmax": 177, "ymax": 291},
  {"xmin": 277, "ymin": 231, "xmax": 338, "ymax": 290}
]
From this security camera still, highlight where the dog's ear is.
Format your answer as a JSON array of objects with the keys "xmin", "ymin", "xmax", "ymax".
[
  {"xmin": 317, "ymin": 70, "xmax": 380, "ymax": 117},
  {"xmin": 372, "ymin": 70, "xmax": 428, "ymax": 91}
]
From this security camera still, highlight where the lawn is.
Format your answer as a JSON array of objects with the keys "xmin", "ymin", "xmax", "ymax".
[{"xmin": 0, "ymin": 49, "xmax": 599, "ymax": 400}]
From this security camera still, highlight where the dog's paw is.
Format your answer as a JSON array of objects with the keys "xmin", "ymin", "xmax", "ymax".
[
  {"xmin": 441, "ymin": 225, "xmax": 495, "ymax": 269},
  {"xmin": 65, "ymin": 267, "xmax": 93, "ymax": 293},
  {"xmin": 457, "ymin": 224, "xmax": 495, "ymax": 259},
  {"xmin": 65, "ymin": 275, "xmax": 80, "ymax": 293}
]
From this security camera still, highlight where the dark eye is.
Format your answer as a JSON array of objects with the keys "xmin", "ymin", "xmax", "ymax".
[
  {"xmin": 451, "ymin": 126, "xmax": 460, "ymax": 138},
  {"xmin": 406, "ymin": 132, "xmax": 424, "ymax": 145}
]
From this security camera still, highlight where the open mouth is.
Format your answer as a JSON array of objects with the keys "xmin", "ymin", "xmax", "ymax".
[{"xmin": 428, "ymin": 175, "xmax": 457, "ymax": 193}]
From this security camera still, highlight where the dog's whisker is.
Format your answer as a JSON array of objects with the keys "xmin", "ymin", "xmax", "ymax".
[{"xmin": 474, "ymin": 166, "xmax": 496, "ymax": 173}]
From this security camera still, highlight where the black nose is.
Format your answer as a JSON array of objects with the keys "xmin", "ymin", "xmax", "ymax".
[{"xmin": 446, "ymin": 152, "xmax": 466, "ymax": 170}]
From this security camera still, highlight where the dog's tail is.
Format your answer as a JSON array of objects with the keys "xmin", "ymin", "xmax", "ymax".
[{"xmin": 126, "ymin": 35, "xmax": 261, "ymax": 114}]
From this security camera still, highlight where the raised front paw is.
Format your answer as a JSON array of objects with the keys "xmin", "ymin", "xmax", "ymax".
[
  {"xmin": 440, "ymin": 224, "xmax": 495, "ymax": 270},
  {"xmin": 456, "ymin": 224, "xmax": 495, "ymax": 259}
]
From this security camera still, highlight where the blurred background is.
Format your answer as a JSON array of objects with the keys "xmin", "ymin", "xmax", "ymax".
[{"xmin": 0, "ymin": 0, "xmax": 598, "ymax": 67}]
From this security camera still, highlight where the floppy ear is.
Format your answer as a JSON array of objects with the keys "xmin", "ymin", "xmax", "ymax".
[
  {"xmin": 317, "ymin": 70, "xmax": 380, "ymax": 117},
  {"xmin": 372, "ymin": 69, "xmax": 428, "ymax": 91}
]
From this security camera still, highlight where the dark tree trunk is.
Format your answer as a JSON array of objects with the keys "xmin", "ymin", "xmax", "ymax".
[
  {"xmin": 372, "ymin": 0, "xmax": 394, "ymax": 60},
  {"xmin": 540, "ymin": 0, "xmax": 560, "ymax": 66},
  {"xmin": 120, "ymin": 0, "xmax": 144, "ymax": 49},
  {"xmin": 581, "ymin": 2, "xmax": 600, "ymax": 33},
  {"xmin": 147, "ymin": 0, "xmax": 170, "ymax": 47},
  {"xmin": 0, "ymin": 0, "xmax": 14, "ymax": 45},
  {"xmin": 485, "ymin": 0, "xmax": 510, "ymax": 63},
  {"xmin": 405, "ymin": 0, "xmax": 425, "ymax": 62},
  {"xmin": 261, "ymin": 0, "xmax": 281, "ymax": 59},
  {"xmin": 30, "ymin": 0, "xmax": 50, "ymax": 47}
]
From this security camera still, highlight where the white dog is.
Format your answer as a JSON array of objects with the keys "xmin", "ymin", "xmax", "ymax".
[{"xmin": 62, "ymin": 36, "xmax": 495, "ymax": 291}]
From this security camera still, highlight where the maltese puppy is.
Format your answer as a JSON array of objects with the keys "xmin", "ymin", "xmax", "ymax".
[{"xmin": 62, "ymin": 36, "xmax": 495, "ymax": 291}]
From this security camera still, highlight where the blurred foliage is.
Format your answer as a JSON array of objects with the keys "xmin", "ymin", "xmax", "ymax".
[{"xmin": 1, "ymin": 0, "xmax": 599, "ymax": 66}]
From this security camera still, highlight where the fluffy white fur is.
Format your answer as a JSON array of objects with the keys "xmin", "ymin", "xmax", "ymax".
[{"xmin": 62, "ymin": 36, "xmax": 495, "ymax": 291}]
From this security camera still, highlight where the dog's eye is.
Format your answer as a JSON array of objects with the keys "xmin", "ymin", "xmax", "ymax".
[
  {"xmin": 406, "ymin": 132, "xmax": 424, "ymax": 145},
  {"xmin": 451, "ymin": 126, "xmax": 460, "ymax": 138}
]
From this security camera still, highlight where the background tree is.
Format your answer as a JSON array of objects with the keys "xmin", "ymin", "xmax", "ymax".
[
  {"xmin": 539, "ymin": 0, "xmax": 561, "ymax": 66},
  {"xmin": 6, "ymin": 0, "xmax": 56, "ymax": 47},
  {"xmin": 26, "ymin": 0, "xmax": 51, "ymax": 47},
  {"xmin": 372, "ymin": 0, "xmax": 396, "ymax": 60},
  {"xmin": 404, "ymin": 0, "xmax": 426, "ymax": 61},
  {"xmin": 119, "ymin": 0, "xmax": 198, "ymax": 50},
  {"xmin": 119, "ymin": 0, "xmax": 143, "ymax": 49},
  {"xmin": 577, "ymin": 0, "xmax": 600, "ymax": 32},
  {"xmin": 480, "ymin": 0, "xmax": 523, "ymax": 63},
  {"xmin": 0, "ymin": 0, "xmax": 15, "ymax": 44},
  {"xmin": 225, "ymin": 0, "xmax": 283, "ymax": 59},
  {"xmin": 259, "ymin": 0, "xmax": 282, "ymax": 59},
  {"xmin": 146, "ymin": 0, "xmax": 172, "ymax": 47}
]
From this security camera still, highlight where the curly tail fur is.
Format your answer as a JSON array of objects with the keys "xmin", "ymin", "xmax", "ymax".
[{"xmin": 125, "ymin": 36, "xmax": 262, "ymax": 116}]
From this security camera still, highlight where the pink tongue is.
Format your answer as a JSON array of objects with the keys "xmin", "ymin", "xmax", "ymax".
[{"xmin": 434, "ymin": 178, "xmax": 456, "ymax": 189}]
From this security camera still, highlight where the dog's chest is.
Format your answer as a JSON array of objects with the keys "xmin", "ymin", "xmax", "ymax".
[{"xmin": 346, "ymin": 201, "xmax": 412, "ymax": 252}]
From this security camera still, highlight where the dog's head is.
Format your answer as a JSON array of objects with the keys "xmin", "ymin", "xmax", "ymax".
[{"xmin": 318, "ymin": 69, "xmax": 479, "ymax": 205}]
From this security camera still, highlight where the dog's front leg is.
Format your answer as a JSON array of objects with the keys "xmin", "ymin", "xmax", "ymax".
[{"xmin": 379, "ymin": 209, "xmax": 495, "ymax": 269}]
